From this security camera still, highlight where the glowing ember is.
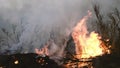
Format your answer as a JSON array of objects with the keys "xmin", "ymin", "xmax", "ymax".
[
  {"xmin": 14, "ymin": 60, "xmax": 19, "ymax": 64},
  {"xmin": 72, "ymin": 11, "xmax": 110, "ymax": 59}
]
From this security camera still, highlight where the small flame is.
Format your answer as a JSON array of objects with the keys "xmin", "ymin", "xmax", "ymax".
[
  {"xmin": 35, "ymin": 45, "xmax": 49, "ymax": 56},
  {"xmin": 72, "ymin": 11, "xmax": 110, "ymax": 59}
]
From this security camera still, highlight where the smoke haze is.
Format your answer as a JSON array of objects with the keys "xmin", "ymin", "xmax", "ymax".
[{"xmin": 0, "ymin": 0, "xmax": 119, "ymax": 58}]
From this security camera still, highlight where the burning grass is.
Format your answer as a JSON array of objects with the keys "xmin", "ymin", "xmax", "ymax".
[
  {"xmin": 71, "ymin": 10, "xmax": 110, "ymax": 59},
  {"xmin": 0, "ymin": 3, "xmax": 120, "ymax": 68}
]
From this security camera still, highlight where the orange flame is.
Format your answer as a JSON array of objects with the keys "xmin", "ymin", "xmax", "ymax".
[{"xmin": 72, "ymin": 11, "xmax": 110, "ymax": 59}]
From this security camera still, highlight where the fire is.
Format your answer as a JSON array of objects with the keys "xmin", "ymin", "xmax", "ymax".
[
  {"xmin": 35, "ymin": 45, "xmax": 49, "ymax": 56},
  {"xmin": 72, "ymin": 11, "xmax": 110, "ymax": 59}
]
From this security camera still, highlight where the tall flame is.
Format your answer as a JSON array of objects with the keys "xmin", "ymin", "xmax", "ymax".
[{"xmin": 72, "ymin": 11, "xmax": 110, "ymax": 59}]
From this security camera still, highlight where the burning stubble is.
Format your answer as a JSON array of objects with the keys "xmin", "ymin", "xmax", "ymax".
[
  {"xmin": 72, "ymin": 11, "xmax": 110, "ymax": 59},
  {"xmin": 0, "ymin": 0, "xmax": 119, "ymax": 63}
]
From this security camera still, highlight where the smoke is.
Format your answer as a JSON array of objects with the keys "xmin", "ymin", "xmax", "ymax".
[{"xmin": 0, "ymin": 0, "xmax": 119, "ymax": 59}]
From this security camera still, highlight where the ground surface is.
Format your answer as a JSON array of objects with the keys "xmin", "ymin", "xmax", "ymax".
[{"xmin": 0, "ymin": 53, "xmax": 120, "ymax": 68}]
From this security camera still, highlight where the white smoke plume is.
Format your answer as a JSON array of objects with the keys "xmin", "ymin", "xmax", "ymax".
[{"xmin": 0, "ymin": 0, "xmax": 119, "ymax": 58}]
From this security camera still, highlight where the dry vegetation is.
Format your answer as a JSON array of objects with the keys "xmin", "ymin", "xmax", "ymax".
[
  {"xmin": 0, "ymin": 22, "xmax": 23, "ymax": 54},
  {"xmin": 93, "ymin": 4, "xmax": 120, "ymax": 55}
]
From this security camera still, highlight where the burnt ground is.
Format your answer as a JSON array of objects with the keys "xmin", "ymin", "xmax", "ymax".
[
  {"xmin": 0, "ymin": 53, "xmax": 59, "ymax": 68},
  {"xmin": 92, "ymin": 54, "xmax": 120, "ymax": 68},
  {"xmin": 0, "ymin": 53, "xmax": 120, "ymax": 68}
]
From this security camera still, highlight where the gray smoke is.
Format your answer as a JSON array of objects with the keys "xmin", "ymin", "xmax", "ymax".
[{"xmin": 0, "ymin": 0, "xmax": 119, "ymax": 59}]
